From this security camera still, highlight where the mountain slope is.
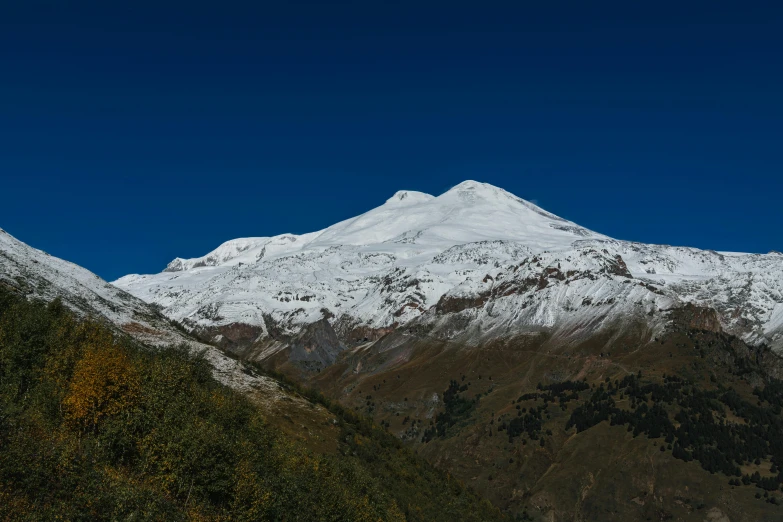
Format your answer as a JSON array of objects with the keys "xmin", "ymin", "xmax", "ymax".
[
  {"xmin": 0, "ymin": 283, "xmax": 503, "ymax": 522},
  {"xmin": 114, "ymin": 181, "xmax": 783, "ymax": 356},
  {"xmin": 305, "ymin": 313, "xmax": 783, "ymax": 521},
  {"xmin": 0, "ymin": 227, "xmax": 275, "ymax": 394}
]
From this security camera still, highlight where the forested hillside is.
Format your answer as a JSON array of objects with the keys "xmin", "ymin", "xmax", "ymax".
[{"xmin": 0, "ymin": 287, "xmax": 502, "ymax": 521}]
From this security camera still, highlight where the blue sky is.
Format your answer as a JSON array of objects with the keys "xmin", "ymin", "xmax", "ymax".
[{"xmin": 1, "ymin": 1, "xmax": 781, "ymax": 280}]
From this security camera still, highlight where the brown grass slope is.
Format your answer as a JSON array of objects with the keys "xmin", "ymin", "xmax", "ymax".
[{"xmin": 257, "ymin": 306, "xmax": 783, "ymax": 521}]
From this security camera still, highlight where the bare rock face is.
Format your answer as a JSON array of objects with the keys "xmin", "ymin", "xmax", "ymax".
[
  {"xmin": 435, "ymin": 294, "xmax": 490, "ymax": 314},
  {"xmin": 193, "ymin": 322, "xmax": 266, "ymax": 350},
  {"xmin": 668, "ymin": 304, "xmax": 724, "ymax": 333},
  {"xmin": 289, "ymin": 318, "xmax": 346, "ymax": 370},
  {"xmin": 333, "ymin": 320, "xmax": 397, "ymax": 346}
]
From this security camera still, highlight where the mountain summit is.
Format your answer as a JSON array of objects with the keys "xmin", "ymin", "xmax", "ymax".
[
  {"xmin": 305, "ymin": 180, "xmax": 602, "ymax": 251},
  {"xmin": 148, "ymin": 181, "xmax": 600, "ymax": 274},
  {"xmin": 113, "ymin": 181, "xmax": 783, "ymax": 354}
]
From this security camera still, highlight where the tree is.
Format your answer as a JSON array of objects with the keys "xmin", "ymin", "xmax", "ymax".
[{"xmin": 62, "ymin": 324, "xmax": 140, "ymax": 429}]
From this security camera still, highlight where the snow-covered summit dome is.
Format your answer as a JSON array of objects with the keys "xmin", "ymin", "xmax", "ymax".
[{"xmin": 385, "ymin": 190, "xmax": 435, "ymax": 206}]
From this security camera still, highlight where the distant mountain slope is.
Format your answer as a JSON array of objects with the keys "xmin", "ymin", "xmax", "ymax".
[{"xmin": 114, "ymin": 181, "xmax": 783, "ymax": 354}]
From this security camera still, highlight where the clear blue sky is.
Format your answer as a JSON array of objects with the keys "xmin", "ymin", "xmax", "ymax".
[{"xmin": 1, "ymin": 1, "xmax": 781, "ymax": 281}]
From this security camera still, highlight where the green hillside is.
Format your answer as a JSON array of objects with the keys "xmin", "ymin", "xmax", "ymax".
[{"xmin": 0, "ymin": 287, "xmax": 502, "ymax": 521}]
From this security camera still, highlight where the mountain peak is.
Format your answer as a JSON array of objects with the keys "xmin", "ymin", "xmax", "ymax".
[
  {"xmin": 443, "ymin": 180, "xmax": 511, "ymax": 200},
  {"xmin": 385, "ymin": 181, "xmax": 516, "ymax": 208},
  {"xmin": 442, "ymin": 180, "xmax": 530, "ymax": 206},
  {"xmin": 438, "ymin": 180, "xmax": 568, "ymax": 222},
  {"xmin": 385, "ymin": 190, "xmax": 435, "ymax": 206},
  {"xmin": 448, "ymin": 180, "xmax": 489, "ymax": 190},
  {"xmin": 297, "ymin": 180, "xmax": 601, "ymax": 250}
]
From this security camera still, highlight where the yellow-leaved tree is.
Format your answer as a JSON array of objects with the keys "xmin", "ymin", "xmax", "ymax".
[{"xmin": 62, "ymin": 323, "xmax": 140, "ymax": 429}]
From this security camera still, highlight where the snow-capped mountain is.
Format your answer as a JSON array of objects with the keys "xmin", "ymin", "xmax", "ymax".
[
  {"xmin": 0, "ymin": 227, "xmax": 277, "ymax": 394},
  {"xmin": 114, "ymin": 181, "xmax": 783, "ymax": 353}
]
